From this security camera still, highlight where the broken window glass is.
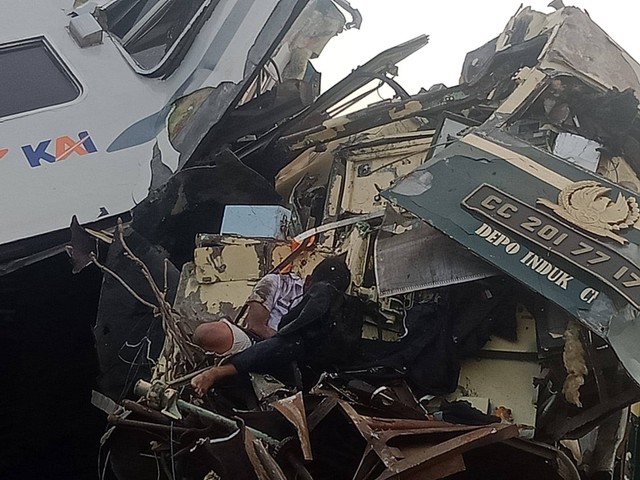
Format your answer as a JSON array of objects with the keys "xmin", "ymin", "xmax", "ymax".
[
  {"xmin": 504, "ymin": 74, "xmax": 640, "ymax": 182},
  {"xmin": 0, "ymin": 38, "xmax": 80, "ymax": 118},
  {"xmin": 105, "ymin": 0, "xmax": 210, "ymax": 72}
]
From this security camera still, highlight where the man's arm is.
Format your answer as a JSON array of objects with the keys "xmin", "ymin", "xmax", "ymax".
[
  {"xmin": 244, "ymin": 301, "xmax": 276, "ymax": 339},
  {"xmin": 243, "ymin": 273, "xmax": 285, "ymax": 339}
]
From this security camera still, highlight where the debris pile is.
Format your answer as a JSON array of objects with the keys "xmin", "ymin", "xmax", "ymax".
[{"xmin": 85, "ymin": 4, "xmax": 640, "ymax": 479}]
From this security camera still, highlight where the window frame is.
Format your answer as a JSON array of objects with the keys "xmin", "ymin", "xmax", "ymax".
[
  {"xmin": 0, "ymin": 36, "xmax": 84, "ymax": 121},
  {"xmin": 102, "ymin": 0, "xmax": 215, "ymax": 77}
]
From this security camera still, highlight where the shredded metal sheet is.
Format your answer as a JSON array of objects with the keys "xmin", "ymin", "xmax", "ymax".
[{"xmin": 375, "ymin": 212, "xmax": 496, "ymax": 297}]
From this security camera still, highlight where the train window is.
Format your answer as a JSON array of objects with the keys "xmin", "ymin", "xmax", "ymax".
[
  {"xmin": 105, "ymin": 0, "xmax": 210, "ymax": 74},
  {"xmin": 0, "ymin": 38, "xmax": 80, "ymax": 118}
]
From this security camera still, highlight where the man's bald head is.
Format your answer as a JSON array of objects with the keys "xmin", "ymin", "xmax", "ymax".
[{"xmin": 193, "ymin": 321, "xmax": 231, "ymax": 352}]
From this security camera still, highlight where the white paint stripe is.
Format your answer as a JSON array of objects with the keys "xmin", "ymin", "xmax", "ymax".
[
  {"xmin": 462, "ymin": 134, "xmax": 640, "ymax": 233},
  {"xmin": 463, "ymin": 134, "xmax": 570, "ymax": 189}
]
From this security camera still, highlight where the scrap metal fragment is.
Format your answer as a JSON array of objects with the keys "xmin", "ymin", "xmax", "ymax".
[
  {"xmin": 271, "ymin": 392, "xmax": 312, "ymax": 461},
  {"xmin": 306, "ymin": 396, "xmax": 339, "ymax": 431},
  {"xmin": 292, "ymin": 210, "xmax": 385, "ymax": 244},
  {"xmin": 375, "ymin": 207, "xmax": 496, "ymax": 296},
  {"xmin": 249, "ymin": 434, "xmax": 289, "ymax": 480},
  {"xmin": 335, "ymin": 400, "xmax": 518, "ymax": 479},
  {"xmin": 332, "ymin": 0, "xmax": 362, "ymax": 29},
  {"xmin": 148, "ymin": 142, "xmax": 174, "ymax": 193},
  {"xmin": 251, "ymin": 374, "xmax": 294, "ymax": 402},
  {"xmin": 91, "ymin": 389, "xmax": 120, "ymax": 415},
  {"xmin": 66, "ymin": 215, "xmax": 98, "ymax": 273}
]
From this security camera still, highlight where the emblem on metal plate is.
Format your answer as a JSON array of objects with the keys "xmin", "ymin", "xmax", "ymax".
[{"xmin": 537, "ymin": 180, "xmax": 639, "ymax": 245}]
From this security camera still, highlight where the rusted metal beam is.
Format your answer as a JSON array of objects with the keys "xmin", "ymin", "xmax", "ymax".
[
  {"xmin": 375, "ymin": 424, "xmax": 519, "ymax": 479},
  {"xmin": 337, "ymin": 400, "xmax": 518, "ymax": 479},
  {"xmin": 271, "ymin": 392, "xmax": 312, "ymax": 461},
  {"xmin": 245, "ymin": 432, "xmax": 288, "ymax": 480},
  {"xmin": 549, "ymin": 388, "xmax": 640, "ymax": 441}
]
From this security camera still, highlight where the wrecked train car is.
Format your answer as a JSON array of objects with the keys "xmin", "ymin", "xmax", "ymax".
[
  {"xmin": 8, "ymin": 2, "xmax": 640, "ymax": 480},
  {"xmin": 85, "ymin": 4, "xmax": 640, "ymax": 480},
  {"xmin": 0, "ymin": 0, "xmax": 357, "ymax": 273},
  {"xmin": 0, "ymin": 0, "xmax": 360, "ymax": 478},
  {"xmin": 95, "ymin": 6, "xmax": 640, "ymax": 480}
]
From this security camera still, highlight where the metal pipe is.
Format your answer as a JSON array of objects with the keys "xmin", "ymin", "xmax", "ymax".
[
  {"xmin": 292, "ymin": 210, "xmax": 385, "ymax": 244},
  {"xmin": 122, "ymin": 400, "xmax": 171, "ymax": 425},
  {"xmin": 166, "ymin": 366, "xmax": 213, "ymax": 387},
  {"xmin": 175, "ymin": 399, "xmax": 279, "ymax": 448},
  {"xmin": 107, "ymin": 415, "xmax": 190, "ymax": 434},
  {"xmin": 134, "ymin": 379, "xmax": 280, "ymax": 447}
]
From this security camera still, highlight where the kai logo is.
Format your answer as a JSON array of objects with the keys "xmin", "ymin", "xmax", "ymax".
[{"xmin": 22, "ymin": 131, "xmax": 97, "ymax": 168}]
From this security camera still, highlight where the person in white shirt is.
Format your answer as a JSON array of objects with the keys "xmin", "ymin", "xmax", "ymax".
[{"xmin": 191, "ymin": 272, "xmax": 304, "ymax": 357}]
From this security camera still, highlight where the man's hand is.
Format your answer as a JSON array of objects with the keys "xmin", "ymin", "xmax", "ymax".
[
  {"xmin": 190, "ymin": 364, "xmax": 239, "ymax": 396},
  {"xmin": 191, "ymin": 369, "xmax": 216, "ymax": 397}
]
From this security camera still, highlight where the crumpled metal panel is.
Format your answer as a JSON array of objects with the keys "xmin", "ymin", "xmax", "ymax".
[
  {"xmin": 375, "ymin": 208, "xmax": 496, "ymax": 297},
  {"xmin": 335, "ymin": 400, "xmax": 518, "ymax": 480},
  {"xmin": 382, "ymin": 130, "xmax": 640, "ymax": 386},
  {"xmin": 271, "ymin": 392, "xmax": 312, "ymax": 461},
  {"xmin": 193, "ymin": 237, "xmax": 290, "ymax": 284},
  {"xmin": 94, "ymin": 228, "xmax": 181, "ymax": 401},
  {"xmin": 539, "ymin": 8, "xmax": 640, "ymax": 94},
  {"xmin": 131, "ymin": 151, "xmax": 282, "ymax": 266},
  {"xmin": 463, "ymin": 7, "xmax": 640, "ymax": 95}
]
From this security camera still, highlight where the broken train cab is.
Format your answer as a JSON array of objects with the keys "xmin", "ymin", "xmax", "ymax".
[{"xmin": 138, "ymin": 6, "xmax": 640, "ymax": 480}]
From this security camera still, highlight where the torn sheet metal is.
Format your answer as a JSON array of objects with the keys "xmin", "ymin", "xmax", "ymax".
[
  {"xmin": 180, "ymin": 0, "xmax": 347, "ymax": 165},
  {"xmin": 335, "ymin": 400, "xmax": 518, "ymax": 480},
  {"xmin": 375, "ymin": 208, "xmax": 496, "ymax": 297},
  {"xmin": 284, "ymin": 34, "xmax": 429, "ymax": 132},
  {"xmin": 94, "ymin": 228, "xmax": 180, "ymax": 400},
  {"xmin": 130, "ymin": 150, "xmax": 282, "ymax": 266},
  {"xmin": 464, "ymin": 7, "xmax": 640, "ymax": 96},
  {"xmin": 193, "ymin": 236, "xmax": 290, "ymax": 284},
  {"xmin": 276, "ymin": 117, "xmax": 428, "ymax": 228},
  {"xmin": 383, "ymin": 130, "xmax": 640, "ymax": 385},
  {"xmin": 271, "ymin": 392, "xmax": 312, "ymax": 461},
  {"xmin": 338, "ymin": 129, "xmax": 434, "ymax": 215},
  {"xmin": 538, "ymin": 7, "xmax": 640, "ymax": 94},
  {"xmin": 275, "ymin": 34, "xmax": 430, "ymax": 152}
]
